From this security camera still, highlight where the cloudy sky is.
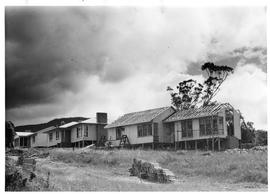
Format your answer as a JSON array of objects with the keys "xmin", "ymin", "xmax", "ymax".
[{"xmin": 5, "ymin": 6, "xmax": 267, "ymax": 129}]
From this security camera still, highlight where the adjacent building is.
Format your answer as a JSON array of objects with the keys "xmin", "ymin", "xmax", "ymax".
[
  {"xmin": 105, "ymin": 107, "xmax": 175, "ymax": 148},
  {"xmin": 44, "ymin": 113, "xmax": 108, "ymax": 148},
  {"xmin": 164, "ymin": 103, "xmax": 241, "ymax": 151},
  {"xmin": 14, "ymin": 132, "xmax": 33, "ymax": 148}
]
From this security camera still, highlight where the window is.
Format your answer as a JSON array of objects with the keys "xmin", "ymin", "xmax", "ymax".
[
  {"xmin": 32, "ymin": 135, "xmax": 36, "ymax": 143},
  {"xmin": 77, "ymin": 127, "xmax": 81, "ymax": 138},
  {"xmin": 56, "ymin": 131, "xmax": 59, "ymax": 140},
  {"xmin": 213, "ymin": 116, "xmax": 218, "ymax": 135},
  {"xmin": 219, "ymin": 117, "xmax": 223, "ymax": 125},
  {"xmin": 49, "ymin": 133, "xmax": 53, "ymax": 142},
  {"xmin": 218, "ymin": 117, "xmax": 224, "ymax": 134},
  {"xmin": 199, "ymin": 118, "xmax": 206, "ymax": 136},
  {"xmin": 84, "ymin": 125, "xmax": 88, "ymax": 137},
  {"xmin": 200, "ymin": 116, "xmax": 222, "ymax": 136},
  {"xmin": 116, "ymin": 127, "xmax": 125, "ymax": 140},
  {"xmin": 181, "ymin": 120, "xmax": 193, "ymax": 138},
  {"xmin": 137, "ymin": 124, "xmax": 152, "ymax": 137}
]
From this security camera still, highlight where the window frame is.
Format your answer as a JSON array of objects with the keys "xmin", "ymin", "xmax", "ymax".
[{"xmin": 137, "ymin": 123, "xmax": 153, "ymax": 138}]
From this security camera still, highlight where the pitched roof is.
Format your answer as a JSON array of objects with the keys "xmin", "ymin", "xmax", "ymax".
[
  {"xmin": 36, "ymin": 126, "xmax": 57, "ymax": 134},
  {"xmin": 165, "ymin": 103, "xmax": 233, "ymax": 122},
  {"xmin": 105, "ymin": 107, "xmax": 172, "ymax": 129}
]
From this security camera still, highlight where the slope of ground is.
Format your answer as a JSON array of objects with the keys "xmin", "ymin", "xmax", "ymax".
[{"xmin": 6, "ymin": 148, "xmax": 268, "ymax": 191}]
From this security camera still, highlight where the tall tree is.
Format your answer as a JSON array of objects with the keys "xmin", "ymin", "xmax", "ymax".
[
  {"xmin": 167, "ymin": 62, "xmax": 233, "ymax": 110},
  {"xmin": 201, "ymin": 62, "xmax": 233, "ymax": 106}
]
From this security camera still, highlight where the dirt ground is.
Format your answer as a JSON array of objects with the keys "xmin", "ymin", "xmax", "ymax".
[{"xmin": 34, "ymin": 157, "xmax": 267, "ymax": 191}]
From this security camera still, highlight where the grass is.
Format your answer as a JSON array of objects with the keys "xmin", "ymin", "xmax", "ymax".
[{"xmin": 48, "ymin": 148, "xmax": 267, "ymax": 185}]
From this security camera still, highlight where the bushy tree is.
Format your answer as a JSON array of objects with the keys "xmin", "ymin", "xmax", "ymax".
[
  {"xmin": 255, "ymin": 130, "xmax": 267, "ymax": 145},
  {"xmin": 241, "ymin": 121, "xmax": 255, "ymax": 143},
  {"xmin": 167, "ymin": 62, "xmax": 233, "ymax": 110}
]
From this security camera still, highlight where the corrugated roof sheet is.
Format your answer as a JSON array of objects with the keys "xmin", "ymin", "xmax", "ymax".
[
  {"xmin": 38, "ymin": 126, "xmax": 57, "ymax": 133},
  {"xmin": 165, "ymin": 103, "xmax": 233, "ymax": 122},
  {"xmin": 59, "ymin": 121, "xmax": 78, "ymax": 128},
  {"xmin": 105, "ymin": 107, "xmax": 172, "ymax": 128}
]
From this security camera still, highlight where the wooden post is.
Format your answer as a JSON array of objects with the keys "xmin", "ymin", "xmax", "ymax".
[
  {"xmin": 218, "ymin": 138, "xmax": 221, "ymax": 151},
  {"xmin": 195, "ymin": 140, "xmax": 197, "ymax": 151},
  {"xmin": 184, "ymin": 141, "xmax": 187, "ymax": 150},
  {"xmin": 83, "ymin": 140, "xmax": 85, "ymax": 148},
  {"xmin": 206, "ymin": 139, "xmax": 209, "ymax": 151}
]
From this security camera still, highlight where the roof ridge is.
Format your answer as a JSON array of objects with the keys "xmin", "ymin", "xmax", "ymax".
[{"xmin": 122, "ymin": 106, "xmax": 171, "ymax": 115}]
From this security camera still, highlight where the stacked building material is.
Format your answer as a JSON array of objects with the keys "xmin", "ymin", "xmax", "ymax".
[{"xmin": 129, "ymin": 158, "xmax": 176, "ymax": 183}]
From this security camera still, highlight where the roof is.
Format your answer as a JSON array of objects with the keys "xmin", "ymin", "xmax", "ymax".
[
  {"xmin": 59, "ymin": 121, "xmax": 79, "ymax": 128},
  {"xmin": 36, "ymin": 126, "xmax": 57, "ymax": 134},
  {"xmin": 15, "ymin": 132, "xmax": 34, "ymax": 137},
  {"xmin": 165, "ymin": 103, "xmax": 233, "ymax": 122},
  {"xmin": 105, "ymin": 107, "xmax": 172, "ymax": 129}
]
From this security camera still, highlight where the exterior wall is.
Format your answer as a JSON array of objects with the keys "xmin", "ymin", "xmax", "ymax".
[
  {"xmin": 107, "ymin": 124, "xmax": 153, "ymax": 146},
  {"xmin": 233, "ymin": 109, "xmax": 241, "ymax": 140},
  {"xmin": 71, "ymin": 123, "xmax": 97, "ymax": 143},
  {"xmin": 174, "ymin": 116, "xmax": 227, "ymax": 142},
  {"xmin": 47, "ymin": 130, "xmax": 62, "ymax": 147},
  {"xmin": 31, "ymin": 132, "xmax": 48, "ymax": 147},
  {"xmin": 152, "ymin": 107, "xmax": 175, "ymax": 143}
]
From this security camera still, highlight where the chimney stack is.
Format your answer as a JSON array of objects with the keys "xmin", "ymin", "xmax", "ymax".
[{"xmin": 96, "ymin": 112, "xmax": 108, "ymax": 124}]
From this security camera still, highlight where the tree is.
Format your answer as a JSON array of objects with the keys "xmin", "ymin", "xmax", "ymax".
[
  {"xmin": 167, "ymin": 62, "xmax": 233, "ymax": 110},
  {"xmin": 241, "ymin": 121, "xmax": 255, "ymax": 143},
  {"xmin": 201, "ymin": 62, "xmax": 233, "ymax": 106},
  {"xmin": 255, "ymin": 130, "xmax": 267, "ymax": 145},
  {"xmin": 167, "ymin": 79, "xmax": 203, "ymax": 110},
  {"xmin": 6, "ymin": 121, "xmax": 16, "ymax": 148}
]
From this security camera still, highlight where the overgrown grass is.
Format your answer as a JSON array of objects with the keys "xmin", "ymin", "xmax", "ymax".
[{"xmin": 48, "ymin": 148, "xmax": 267, "ymax": 185}]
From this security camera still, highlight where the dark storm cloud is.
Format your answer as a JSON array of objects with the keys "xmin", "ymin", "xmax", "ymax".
[{"xmin": 5, "ymin": 7, "xmax": 132, "ymax": 109}]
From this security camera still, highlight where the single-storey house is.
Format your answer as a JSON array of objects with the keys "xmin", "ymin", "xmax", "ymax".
[
  {"xmin": 105, "ymin": 107, "xmax": 175, "ymax": 148},
  {"xmin": 14, "ymin": 132, "xmax": 34, "ymax": 148},
  {"xmin": 44, "ymin": 113, "xmax": 108, "ymax": 148},
  {"xmin": 29, "ymin": 126, "xmax": 56, "ymax": 148},
  {"xmin": 164, "ymin": 103, "xmax": 241, "ymax": 151}
]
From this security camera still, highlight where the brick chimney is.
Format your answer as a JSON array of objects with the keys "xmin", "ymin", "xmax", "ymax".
[{"xmin": 96, "ymin": 112, "xmax": 108, "ymax": 124}]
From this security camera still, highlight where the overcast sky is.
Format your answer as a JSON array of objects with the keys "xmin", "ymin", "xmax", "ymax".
[{"xmin": 5, "ymin": 6, "xmax": 267, "ymax": 129}]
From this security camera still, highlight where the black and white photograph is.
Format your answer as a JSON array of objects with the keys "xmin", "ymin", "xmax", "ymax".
[{"xmin": 4, "ymin": 0, "xmax": 268, "ymax": 192}]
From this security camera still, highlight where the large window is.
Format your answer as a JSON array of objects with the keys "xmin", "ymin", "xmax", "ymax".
[
  {"xmin": 181, "ymin": 120, "xmax": 193, "ymax": 138},
  {"xmin": 49, "ymin": 133, "xmax": 53, "ymax": 142},
  {"xmin": 138, "ymin": 124, "xmax": 152, "ymax": 137},
  {"xmin": 116, "ymin": 127, "xmax": 125, "ymax": 140},
  {"xmin": 199, "ymin": 116, "xmax": 222, "ymax": 136}
]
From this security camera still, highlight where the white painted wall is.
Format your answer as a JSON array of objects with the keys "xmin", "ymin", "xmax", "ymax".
[
  {"xmin": 31, "ymin": 132, "xmax": 48, "ymax": 147},
  {"xmin": 71, "ymin": 124, "xmax": 97, "ymax": 143},
  {"xmin": 107, "ymin": 124, "xmax": 153, "ymax": 145},
  {"xmin": 47, "ymin": 130, "xmax": 62, "ymax": 147}
]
